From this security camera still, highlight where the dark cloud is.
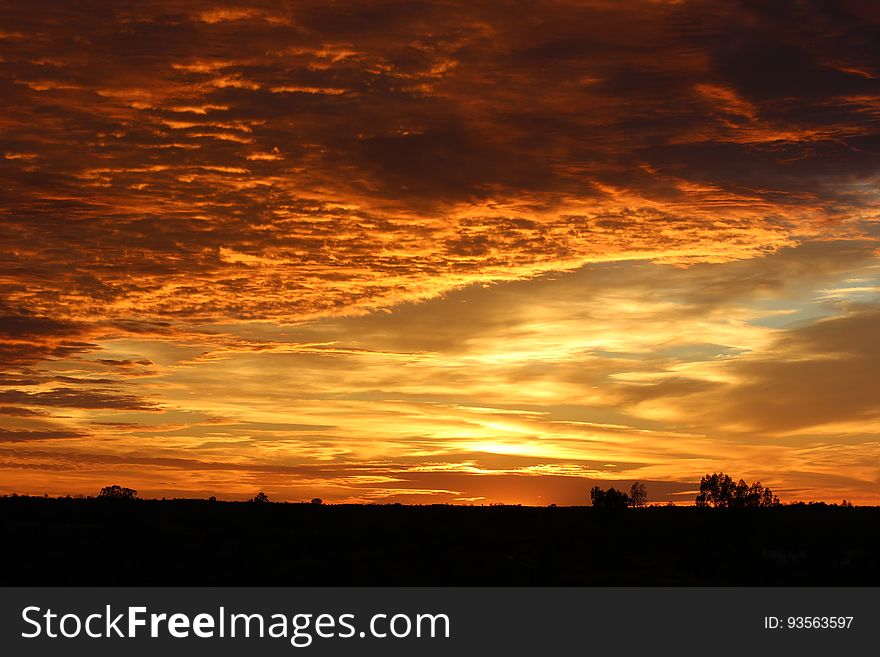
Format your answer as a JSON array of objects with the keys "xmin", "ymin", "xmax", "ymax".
[
  {"xmin": 0, "ymin": 376, "xmax": 45, "ymax": 386},
  {"xmin": 0, "ymin": 406, "xmax": 50, "ymax": 417},
  {"xmin": 0, "ymin": 311, "xmax": 97, "ymax": 370},
  {"xmin": 0, "ymin": 0, "xmax": 876, "ymax": 322},
  {"xmin": 96, "ymin": 359, "xmax": 154, "ymax": 368},
  {"xmin": 0, "ymin": 428, "xmax": 84, "ymax": 442},
  {"xmin": 614, "ymin": 307, "xmax": 880, "ymax": 434},
  {"xmin": 0, "ymin": 314, "xmax": 82, "ymax": 339},
  {"xmin": 0, "ymin": 388, "xmax": 159, "ymax": 411},
  {"xmin": 715, "ymin": 310, "xmax": 880, "ymax": 432},
  {"xmin": 707, "ymin": 0, "xmax": 880, "ymax": 101},
  {"xmin": 54, "ymin": 376, "xmax": 119, "ymax": 384}
]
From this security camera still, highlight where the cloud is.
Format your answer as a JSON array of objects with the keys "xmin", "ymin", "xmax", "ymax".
[
  {"xmin": 0, "ymin": 388, "xmax": 159, "ymax": 411},
  {"xmin": 0, "ymin": 314, "xmax": 84, "ymax": 339},
  {"xmin": 0, "ymin": 0, "xmax": 877, "ymax": 324},
  {"xmin": 0, "ymin": 428, "xmax": 85, "ymax": 442},
  {"xmin": 0, "ymin": 406, "xmax": 50, "ymax": 417},
  {"xmin": 2, "ymin": 2, "xmax": 879, "ymax": 502},
  {"xmin": 0, "ymin": 313, "xmax": 98, "ymax": 371},
  {"xmin": 696, "ymin": 310, "xmax": 880, "ymax": 433}
]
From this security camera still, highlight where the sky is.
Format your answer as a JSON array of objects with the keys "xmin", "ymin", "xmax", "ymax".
[{"xmin": 1, "ymin": 0, "xmax": 879, "ymax": 504}]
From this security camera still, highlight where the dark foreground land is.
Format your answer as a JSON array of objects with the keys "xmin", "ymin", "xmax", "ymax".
[{"xmin": 1, "ymin": 497, "xmax": 878, "ymax": 585}]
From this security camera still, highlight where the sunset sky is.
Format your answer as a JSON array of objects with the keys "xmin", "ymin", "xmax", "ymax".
[{"xmin": 2, "ymin": 0, "xmax": 879, "ymax": 504}]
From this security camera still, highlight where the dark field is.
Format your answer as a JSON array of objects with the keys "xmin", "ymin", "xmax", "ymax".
[{"xmin": 1, "ymin": 497, "xmax": 878, "ymax": 585}]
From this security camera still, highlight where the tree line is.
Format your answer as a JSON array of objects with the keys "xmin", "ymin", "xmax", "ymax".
[
  {"xmin": 10, "ymin": 473, "xmax": 851, "ymax": 508},
  {"xmin": 590, "ymin": 472, "xmax": 781, "ymax": 509},
  {"xmin": 589, "ymin": 482, "xmax": 647, "ymax": 510}
]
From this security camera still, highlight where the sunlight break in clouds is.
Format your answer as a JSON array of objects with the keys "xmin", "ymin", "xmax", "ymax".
[{"xmin": 1, "ymin": 0, "xmax": 879, "ymax": 504}]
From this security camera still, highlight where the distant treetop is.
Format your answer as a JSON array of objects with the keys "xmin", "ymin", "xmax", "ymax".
[
  {"xmin": 98, "ymin": 485, "xmax": 137, "ymax": 500},
  {"xmin": 590, "ymin": 482, "xmax": 649, "ymax": 510},
  {"xmin": 629, "ymin": 482, "xmax": 648, "ymax": 507},
  {"xmin": 695, "ymin": 473, "xmax": 779, "ymax": 508}
]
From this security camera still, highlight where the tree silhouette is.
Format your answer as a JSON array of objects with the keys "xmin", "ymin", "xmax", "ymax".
[
  {"xmin": 252, "ymin": 491, "xmax": 269, "ymax": 503},
  {"xmin": 695, "ymin": 473, "xmax": 735, "ymax": 507},
  {"xmin": 590, "ymin": 486, "xmax": 630, "ymax": 510},
  {"xmin": 98, "ymin": 485, "xmax": 137, "ymax": 500},
  {"xmin": 591, "ymin": 482, "xmax": 648, "ymax": 509},
  {"xmin": 695, "ymin": 473, "xmax": 778, "ymax": 508},
  {"xmin": 630, "ymin": 482, "xmax": 648, "ymax": 507},
  {"xmin": 311, "ymin": 498, "xmax": 323, "ymax": 505}
]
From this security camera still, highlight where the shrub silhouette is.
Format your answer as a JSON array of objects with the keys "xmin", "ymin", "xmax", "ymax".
[
  {"xmin": 97, "ymin": 485, "xmax": 137, "ymax": 500},
  {"xmin": 311, "ymin": 498, "xmax": 323, "ymax": 505},
  {"xmin": 694, "ymin": 473, "xmax": 778, "ymax": 508},
  {"xmin": 252, "ymin": 491, "xmax": 270, "ymax": 503}
]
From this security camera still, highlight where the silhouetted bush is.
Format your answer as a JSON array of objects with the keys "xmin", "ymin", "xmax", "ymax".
[{"xmin": 252, "ymin": 491, "xmax": 269, "ymax": 503}]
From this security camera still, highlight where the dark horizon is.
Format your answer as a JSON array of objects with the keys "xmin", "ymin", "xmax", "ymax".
[{"xmin": 2, "ymin": 493, "xmax": 878, "ymax": 586}]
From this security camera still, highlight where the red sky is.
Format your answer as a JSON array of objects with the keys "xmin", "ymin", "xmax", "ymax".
[{"xmin": 2, "ymin": 0, "xmax": 879, "ymax": 504}]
